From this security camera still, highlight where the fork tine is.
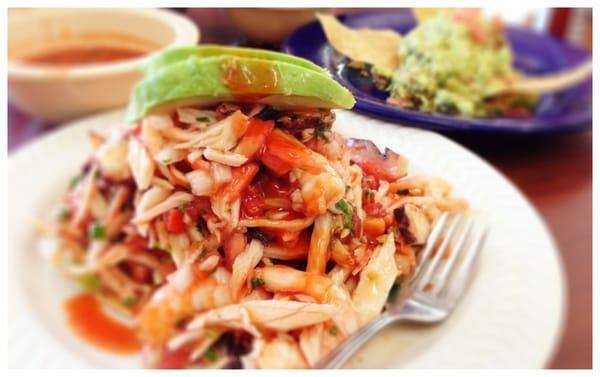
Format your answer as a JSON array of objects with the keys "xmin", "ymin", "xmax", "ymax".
[
  {"xmin": 444, "ymin": 225, "xmax": 488, "ymax": 302},
  {"xmin": 411, "ymin": 212, "xmax": 450, "ymax": 282},
  {"xmin": 415, "ymin": 213, "xmax": 463, "ymax": 291},
  {"xmin": 430, "ymin": 218, "xmax": 474, "ymax": 296}
]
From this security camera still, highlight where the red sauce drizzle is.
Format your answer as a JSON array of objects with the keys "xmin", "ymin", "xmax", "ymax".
[{"xmin": 64, "ymin": 293, "xmax": 141, "ymax": 354}]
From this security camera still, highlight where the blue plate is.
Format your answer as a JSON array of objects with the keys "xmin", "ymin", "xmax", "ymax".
[{"xmin": 281, "ymin": 11, "xmax": 592, "ymax": 134}]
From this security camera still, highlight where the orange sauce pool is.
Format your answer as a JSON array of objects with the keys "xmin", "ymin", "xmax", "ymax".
[
  {"xmin": 22, "ymin": 45, "xmax": 149, "ymax": 66},
  {"xmin": 64, "ymin": 293, "xmax": 140, "ymax": 354}
]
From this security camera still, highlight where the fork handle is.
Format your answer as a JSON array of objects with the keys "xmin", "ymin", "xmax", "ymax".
[{"xmin": 314, "ymin": 314, "xmax": 394, "ymax": 369}]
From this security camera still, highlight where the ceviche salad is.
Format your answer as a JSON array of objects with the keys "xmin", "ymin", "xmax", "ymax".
[{"xmin": 40, "ymin": 45, "xmax": 467, "ymax": 368}]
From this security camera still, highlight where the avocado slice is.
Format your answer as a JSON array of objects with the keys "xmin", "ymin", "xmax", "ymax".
[
  {"xmin": 143, "ymin": 45, "xmax": 329, "ymax": 77},
  {"xmin": 127, "ymin": 55, "xmax": 355, "ymax": 122}
]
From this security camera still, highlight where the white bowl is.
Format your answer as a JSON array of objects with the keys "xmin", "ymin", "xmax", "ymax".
[{"xmin": 8, "ymin": 8, "xmax": 199, "ymax": 123}]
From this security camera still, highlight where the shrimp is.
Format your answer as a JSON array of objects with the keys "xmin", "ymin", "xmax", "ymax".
[
  {"xmin": 127, "ymin": 137, "xmax": 155, "ymax": 190},
  {"xmin": 230, "ymin": 240, "xmax": 264, "ymax": 302},
  {"xmin": 291, "ymin": 164, "xmax": 345, "ymax": 217},
  {"xmin": 306, "ymin": 212, "xmax": 333, "ymax": 274},
  {"xmin": 254, "ymin": 265, "xmax": 333, "ymax": 302},
  {"xmin": 136, "ymin": 265, "xmax": 231, "ymax": 345},
  {"xmin": 256, "ymin": 336, "xmax": 308, "ymax": 369},
  {"xmin": 187, "ymin": 300, "xmax": 335, "ymax": 333}
]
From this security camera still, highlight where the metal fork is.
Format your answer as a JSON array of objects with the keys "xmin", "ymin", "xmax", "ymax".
[{"xmin": 315, "ymin": 212, "xmax": 488, "ymax": 369}]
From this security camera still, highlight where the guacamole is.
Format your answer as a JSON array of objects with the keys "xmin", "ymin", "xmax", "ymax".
[{"xmin": 388, "ymin": 14, "xmax": 522, "ymax": 117}]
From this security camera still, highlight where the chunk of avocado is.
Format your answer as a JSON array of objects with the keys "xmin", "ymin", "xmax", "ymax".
[
  {"xmin": 127, "ymin": 55, "xmax": 355, "ymax": 122},
  {"xmin": 143, "ymin": 45, "xmax": 329, "ymax": 77}
]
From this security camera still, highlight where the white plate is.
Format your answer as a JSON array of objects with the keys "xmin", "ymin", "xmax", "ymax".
[{"xmin": 8, "ymin": 109, "xmax": 566, "ymax": 368}]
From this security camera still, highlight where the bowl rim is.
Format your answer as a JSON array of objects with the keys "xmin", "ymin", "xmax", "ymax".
[{"xmin": 8, "ymin": 8, "xmax": 199, "ymax": 79}]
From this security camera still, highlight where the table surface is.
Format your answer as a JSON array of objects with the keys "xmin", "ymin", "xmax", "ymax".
[{"xmin": 7, "ymin": 8, "xmax": 592, "ymax": 369}]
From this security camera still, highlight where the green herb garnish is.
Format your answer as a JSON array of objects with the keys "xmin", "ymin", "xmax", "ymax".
[
  {"xmin": 195, "ymin": 246, "xmax": 208, "ymax": 262},
  {"xmin": 88, "ymin": 222, "xmax": 106, "ymax": 240},
  {"xmin": 314, "ymin": 125, "xmax": 329, "ymax": 141},
  {"xmin": 76, "ymin": 273, "xmax": 100, "ymax": 292},
  {"xmin": 365, "ymin": 189, "xmax": 374, "ymax": 198},
  {"xmin": 335, "ymin": 199, "xmax": 355, "ymax": 235},
  {"xmin": 329, "ymin": 325, "xmax": 339, "ymax": 336},
  {"xmin": 122, "ymin": 296, "xmax": 138, "ymax": 308},
  {"xmin": 69, "ymin": 174, "xmax": 82, "ymax": 188},
  {"xmin": 251, "ymin": 277, "xmax": 265, "ymax": 290},
  {"xmin": 206, "ymin": 329, "xmax": 220, "ymax": 340},
  {"xmin": 196, "ymin": 116, "xmax": 210, "ymax": 123},
  {"xmin": 204, "ymin": 347, "xmax": 218, "ymax": 362},
  {"xmin": 177, "ymin": 204, "xmax": 186, "ymax": 213},
  {"xmin": 57, "ymin": 207, "xmax": 72, "ymax": 222}
]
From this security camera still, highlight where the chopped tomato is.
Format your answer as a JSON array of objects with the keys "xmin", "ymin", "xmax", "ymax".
[
  {"xmin": 157, "ymin": 345, "xmax": 192, "ymax": 369},
  {"xmin": 123, "ymin": 261, "xmax": 152, "ymax": 284},
  {"xmin": 363, "ymin": 217, "xmax": 386, "ymax": 238},
  {"xmin": 164, "ymin": 208, "xmax": 187, "ymax": 234},
  {"xmin": 363, "ymin": 201, "xmax": 386, "ymax": 218},
  {"xmin": 124, "ymin": 235, "xmax": 147, "ymax": 253},
  {"xmin": 452, "ymin": 9, "xmax": 488, "ymax": 44},
  {"xmin": 235, "ymin": 118, "xmax": 275, "ymax": 158},
  {"xmin": 220, "ymin": 162, "xmax": 260, "ymax": 204},
  {"xmin": 259, "ymin": 147, "xmax": 293, "ymax": 175},
  {"xmin": 241, "ymin": 172, "xmax": 299, "ymax": 219},
  {"xmin": 241, "ymin": 184, "xmax": 264, "ymax": 218},
  {"xmin": 262, "ymin": 129, "xmax": 324, "ymax": 174}
]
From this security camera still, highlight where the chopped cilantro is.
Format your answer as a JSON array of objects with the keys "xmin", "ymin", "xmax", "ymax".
[
  {"xmin": 396, "ymin": 189, "xmax": 409, "ymax": 196},
  {"xmin": 122, "ymin": 296, "xmax": 138, "ymax": 308},
  {"xmin": 365, "ymin": 189, "xmax": 374, "ymax": 198},
  {"xmin": 177, "ymin": 204, "xmax": 186, "ymax": 213},
  {"xmin": 335, "ymin": 199, "xmax": 355, "ymax": 235},
  {"xmin": 329, "ymin": 325, "xmax": 339, "ymax": 336},
  {"xmin": 76, "ymin": 273, "xmax": 100, "ymax": 292},
  {"xmin": 206, "ymin": 329, "xmax": 220, "ymax": 340},
  {"xmin": 69, "ymin": 174, "xmax": 82, "ymax": 188},
  {"xmin": 251, "ymin": 277, "xmax": 265, "ymax": 290},
  {"xmin": 162, "ymin": 158, "xmax": 171, "ymax": 164},
  {"xmin": 196, "ymin": 116, "xmax": 210, "ymax": 123},
  {"xmin": 204, "ymin": 347, "xmax": 218, "ymax": 362},
  {"xmin": 195, "ymin": 246, "xmax": 208, "ymax": 262},
  {"xmin": 57, "ymin": 207, "xmax": 71, "ymax": 222},
  {"xmin": 314, "ymin": 125, "xmax": 329, "ymax": 141},
  {"xmin": 88, "ymin": 222, "xmax": 106, "ymax": 240}
]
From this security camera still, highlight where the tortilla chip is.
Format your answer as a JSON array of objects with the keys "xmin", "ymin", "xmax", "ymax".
[{"xmin": 317, "ymin": 13, "xmax": 402, "ymax": 72}]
